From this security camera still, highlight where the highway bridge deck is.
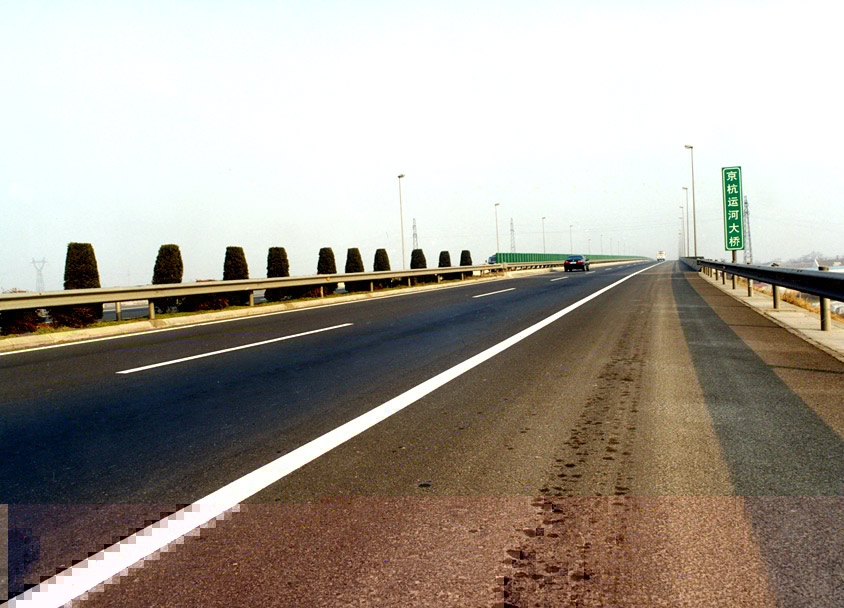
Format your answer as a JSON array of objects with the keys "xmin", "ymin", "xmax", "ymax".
[{"xmin": 2, "ymin": 261, "xmax": 842, "ymax": 606}]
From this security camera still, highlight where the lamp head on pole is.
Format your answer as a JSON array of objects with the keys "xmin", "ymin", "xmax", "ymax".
[
  {"xmin": 684, "ymin": 145, "xmax": 693, "ymax": 150},
  {"xmin": 398, "ymin": 174, "xmax": 404, "ymax": 179}
]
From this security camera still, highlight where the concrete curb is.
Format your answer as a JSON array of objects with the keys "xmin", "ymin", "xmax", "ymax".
[{"xmin": 692, "ymin": 266, "xmax": 844, "ymax": 365}]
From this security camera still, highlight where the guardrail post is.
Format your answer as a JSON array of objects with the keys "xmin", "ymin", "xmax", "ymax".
[
  {"xmin": 115, "ymin": 302, "xmax": 122, "ymax": 321},
  {"xmin": 370, "ymin": 281, "xmax": 374, "ymax": 292},
  {"xmin": 721, "ymin": 270, "xmax": 726, "ymax": 285},
  {"xmin": 820, "ymin": 267, "xmax": 831, "ymax": 331},
  {"xmin": 248, "ymin": 292, "xmax": 254, "ymax": 307},
  {"xmin": 319, "ymin": 286, "xmax": 324, "ymax": 298},
  {"xmin": 746, "ymin": 278, "xmax": 753, "ymax": 297},
  {"xmin": 731, "ymin": 251, "xmax": 737, "ymax": 289},
  {"xmin": 821, "ymin": 297, "xmax": 832, "ymax": 331},
  {"xmin": 148, "ymin": 301, "xmax": 155, "ymax": 320},
  {"xmin": 773, "ymin": 285, "xmax": 781, "ymax": 310}
]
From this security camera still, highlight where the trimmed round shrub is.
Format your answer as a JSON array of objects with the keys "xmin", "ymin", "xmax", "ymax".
[
  {"xmin": 48, "ymin": 242, "xmax": 103, "ymax": 327},
  {"xmin": 223, "ymin": 246, "xmax": 250, "ymax": 306},
  {"xmin": 439, "ymin": 250, "xmax": 458, "ymax": 280},
  {"xmin": 410, "ymin": 248, "xmax": 427, "ymax": 269},
  {"xmin": 373, "ymin": 248, "xmax": 391, "ymax": 272},
  {"xmin": 317, "ymin": 247, "xmax": 337, "ymax": 274},
  {"xmin": 344, "ymin": 248, "xmax": 364, "ymax": 273},
  {"xmin": 152, "ymin": 244, "xmax": 184, "ymax": 284},
  {"xmin": 224, "ymin": 246, "xmax": 249, "ymax": 281},
  {"xmin": 316, "ymin": 247, "xmax": 338, "ymax": 295},
  {"xmin": 460, "ymin": 250, "xmax": 473, "ymax": 279},
  {"xmin": 265, "ymin": 247, "xmax": 290, "ymax": 302},
  {"xmin": 410, "ymin": 248, "xmax": 434, "ymax": 284},
  {"xmin": 0, "ymin": 290, "xmax": 43, "ymax": 335},
  {"xmin": 372, "ymin": 248, "xmax": 393, "ymax": 289},
  {"xmin": 344, "ymin": 248, "xmax": 367, "ymax": 292},
  {"xmin": 151, "ymin": 244, "xmax": 184, "ymax": 313}
]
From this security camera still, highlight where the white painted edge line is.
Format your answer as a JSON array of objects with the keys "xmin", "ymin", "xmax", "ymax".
[
  {"xmin": 550, "ymin": 277, "xmax": 568, "ymax": 282},
  {"xmin": 472, "ymin": 287, "xmax": 516, "ymax": 299},
  {"xmin": 8, "ymin": 263, "xmax": 656, "ymax": 608},
  {"xmin": 116, "ymin": 323, "xmax": 353, "ymax": 374}
]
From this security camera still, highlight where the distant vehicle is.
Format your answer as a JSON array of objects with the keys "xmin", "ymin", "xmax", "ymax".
[
  {"xmin": 657, "ymin": 251, "xmax": 666, "ymax": 261},
  {"xmin": 564, "ymin": 255, "xmax": 590, "ymax": 272},
  {"xmin": 487, "ymin": 254, "xmax": 497, "ymax": 264}
]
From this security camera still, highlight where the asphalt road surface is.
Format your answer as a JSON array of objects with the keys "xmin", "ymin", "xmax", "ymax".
[{"xmin": 2, "ymin": 262, "xmax": 843, "ymax": 606}]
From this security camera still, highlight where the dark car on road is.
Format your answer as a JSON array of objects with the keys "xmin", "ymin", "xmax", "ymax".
[{"xmin": 564, "ymin": 255, "xmax": 590, "ymax": 272}]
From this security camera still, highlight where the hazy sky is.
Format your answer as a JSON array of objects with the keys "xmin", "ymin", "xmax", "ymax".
[{"xmin": 2, "ymin": 0, "xmax": 842, "ymax": 291}]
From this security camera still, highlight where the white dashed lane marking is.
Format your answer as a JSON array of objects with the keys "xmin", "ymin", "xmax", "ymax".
[
  {"xmin": 472, "ymin": 288, "xmax": 516, "ymax": 299},
  {"xmin": 116, "ymin": 323, "xmax": 354, "ymax": 374}
]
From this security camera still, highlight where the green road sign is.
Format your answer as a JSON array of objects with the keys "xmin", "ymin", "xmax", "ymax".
[{"xmin": 722, "ymin": 166, "xmax": 744, "ymax": 251}]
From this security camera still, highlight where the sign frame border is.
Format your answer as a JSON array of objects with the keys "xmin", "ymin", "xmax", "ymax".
[{"xmin": 722, "ymin": 165, "xmax": 744, "ymax": 251}]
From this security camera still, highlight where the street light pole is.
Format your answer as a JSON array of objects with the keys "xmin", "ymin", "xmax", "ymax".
[
  {"xmin": 398, "ymin": 174, "xmax": 406, "ymax": 269},
  {"xmin": 542, "ymin": 216, "xmax": 547, "ymax": 253},
  {"xmin": 494, "ymin": 203, "xmax": 501, "ymax": 257},
  {"xmin": 679, "ymin": 206, "xmax": 686, "ymax": 256},
  {"xmin": 684, "ymin": 145, "xmax": 697, "ymax": 256},
  {"xmin": 682, "ymin": 186, "xmax": 690, "ymax": 257}
]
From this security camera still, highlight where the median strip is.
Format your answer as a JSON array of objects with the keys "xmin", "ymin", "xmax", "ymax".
[
  {"xmin": 472, "ymin": 288, "xmax": 516, "ymax": 299},
  {"xmin": 116, "ymin": 323, "xmax": 353, "ymax": 374},
  {"xmin": 11, "ymin": 264, "xmax": 656, "ymax": 608}
]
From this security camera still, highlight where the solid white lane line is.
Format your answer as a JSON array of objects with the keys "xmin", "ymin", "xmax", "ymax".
[
  {"xmin": 116, "ymin": 323, "xmax": 353, "ymax": 374},
  {"xmin": 550, "ymin": 277, "xmax": 568, "ymax": 282},
  {"xmin": 472, "ymin": 288, "xmax": 516, "ymax": 299},
  {"xmin": 10, "ymin": 263, "xmax": 657, "ymax": 608}
]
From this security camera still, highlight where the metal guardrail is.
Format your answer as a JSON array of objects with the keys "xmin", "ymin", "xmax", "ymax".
[
  {"xmin": 678, "ymin": 256, "xmax": 703, "ymax": 272},
  {"xmin": 0, "ymin": 258, "xmax": 643, "ymax": 317},
  {"xmin": 682, "ymin": 257, "xmax": 843, "ymax": 331}
]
